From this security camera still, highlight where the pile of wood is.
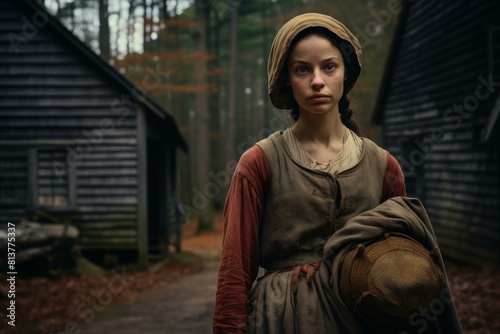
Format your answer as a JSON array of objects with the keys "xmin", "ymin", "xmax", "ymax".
[{"xmin": 0, "ymin": 219, "xmax": 80, "ymax": 276}]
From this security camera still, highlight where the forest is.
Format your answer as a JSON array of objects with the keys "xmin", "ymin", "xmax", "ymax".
[{"xmin": 38, "ymin": 0, "xmax": 401, "ymax": 229}]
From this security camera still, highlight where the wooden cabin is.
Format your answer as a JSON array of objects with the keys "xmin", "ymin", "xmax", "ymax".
[
  {"xmin": 374, "ymin": 0, "xmax": 500, "ymax": 264},
  {"xmin": 0, "ymin": 0, "xmax": 188, "ymax": 266}
]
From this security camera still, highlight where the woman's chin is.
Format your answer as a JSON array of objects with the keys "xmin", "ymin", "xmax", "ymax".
[{"xmin": 301, "ymin": 105, "xmax": 337, "ymax": 116}]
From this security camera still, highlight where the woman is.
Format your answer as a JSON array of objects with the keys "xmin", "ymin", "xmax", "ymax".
[{"xmin": 213, "ymin": 13, "xmax": 407, "ymax": 333}]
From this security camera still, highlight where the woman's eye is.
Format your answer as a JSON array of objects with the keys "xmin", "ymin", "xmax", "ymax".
[
  {"xmin": 325, "ymin": 64, "xmax": 336, "ymax": 71},
  {"xmin": 296, "ymin": 66, "xmax": 309, "ymax": 74}
]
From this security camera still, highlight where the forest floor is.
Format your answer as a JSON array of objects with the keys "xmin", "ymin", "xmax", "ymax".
[{"xmin": 1, "ymin": 212, "xmax": 500, "ymax": 333}]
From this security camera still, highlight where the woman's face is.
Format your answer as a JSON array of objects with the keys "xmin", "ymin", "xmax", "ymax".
[{"xmin": 287, "ymin": 34, "xmax": 346, "ymax": 116}]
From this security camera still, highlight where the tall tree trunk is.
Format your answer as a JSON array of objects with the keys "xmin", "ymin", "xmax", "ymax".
[
  {"xmin": 262, "ymin": 0, "xmax": 270, "ymax": 124},
  {"xmin": 159, "ymin": 0, "xmax": 169, "ymax": 22},
  {"xmin": 54, "ymin": 0, "xmax": 61, "ymax": 16},
  {"xmin": 173, "ymin": 0, "xmax": 179, "ymax": 17},
  {"xmin": 226, "ymin": 3, "xmax": 239, "ymax": 164},
  {"xmin": 194, "ymin": 0, "xmax": 212, "ymax": 231},
  {"xmin": 142, "ymin": 0, "xmax": 149, "ymax": 52},
  {"xmin": 127, "ymin": 0, "xmax": 136, "ymax": 55},
  {"xmin": 210, "ymin": 11, "xmax": 226, "ymax": 209},
  {"xmin": 98, "ymin": 0, "xmax": 110, "ymax": 60},
  {"xmin": 69, "ymin": 1, "xmax": 75, "ymax": 31},
  {"xmin": 113, "ymin": 1, "xmax": 122, "ymax": 58}
]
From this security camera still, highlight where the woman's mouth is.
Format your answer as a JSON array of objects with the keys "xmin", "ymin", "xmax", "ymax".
[{"xmin": 308, "ymin": 94, "xmax": 330, "ymax": 102}]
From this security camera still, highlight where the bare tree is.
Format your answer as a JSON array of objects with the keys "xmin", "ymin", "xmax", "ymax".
[
  {"xmin": 159, "ymin": 0, "xmax": 168, "ymax": 20},
  {"xmin": 226, "ymin": 2, "xmax": 239, "ymax": 164},
  {"xmin": 112, "ymin": 1, "xmax": 122, "ymax": 58},
  {"xmin": 194, "ymin": 0, "xmax": 212, "ymax": 231},
  {"xmin": 98, "ymin": 0, "xmax": 110, "ymax": 59},
  {"xmin": 54, "ymin": 0, "xmax": 61, "ymax": 16},
  {"xmin": 127, "ymin": 0, "xmax": 136, "ymax": 55},
  {"xmin": 142, "ymin": 0, "xmax": 149, "ymax": 52}
]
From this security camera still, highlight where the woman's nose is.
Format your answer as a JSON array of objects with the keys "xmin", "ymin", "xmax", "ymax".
[{"xmin": 311, "ymin": 69, "xmax": 325, "ymax": 89}]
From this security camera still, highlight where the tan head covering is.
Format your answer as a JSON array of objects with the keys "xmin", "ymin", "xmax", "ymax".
[{"xmin": 268, "ymin": 13, "xmax": 362, "ymax": 109}]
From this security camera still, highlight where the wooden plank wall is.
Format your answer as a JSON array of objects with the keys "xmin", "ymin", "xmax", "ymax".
[
  {"xmin": 0, "ymin": 1, "xmax": 140, "ymax": 250},
  {"xmin": 0, "ymin": 149, "xmax": 29, "ymax": 224},
  {"xmin": 381, "ymin": 0, "xmax": 500, "ymax": 263}
]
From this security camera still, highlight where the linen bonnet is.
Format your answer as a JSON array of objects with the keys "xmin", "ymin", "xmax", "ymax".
[{"xmin": 268, "ymin": 13, "xmax": 362, "ymax": 109}]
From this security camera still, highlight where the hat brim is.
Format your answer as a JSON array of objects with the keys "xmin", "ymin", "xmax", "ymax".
[{"xmin": 339, "ymin": 234, "xmax": 445, "ymax": 326}]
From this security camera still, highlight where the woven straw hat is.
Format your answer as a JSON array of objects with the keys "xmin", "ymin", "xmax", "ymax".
[
  {"xmin": 339, "ymin": 234, "xmax": 445, "ymax": 326},
  {"xmin": 268, "ymin": 13, "xmax": 362, "ymax": 109}
]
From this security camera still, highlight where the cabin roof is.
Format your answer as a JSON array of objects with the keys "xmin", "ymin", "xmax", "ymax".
[{"xmin": 17, "ymin": 0, "xmax": 188, "ymax": 151}]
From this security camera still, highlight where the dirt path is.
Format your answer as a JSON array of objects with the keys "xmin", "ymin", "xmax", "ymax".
[
  {"xmin": 79, "ymin": 215, "xmax": 224, "ymax": 334},
  {"xmin": 81, "ymin": 259, "xmax": 219, "ymax": 334}
]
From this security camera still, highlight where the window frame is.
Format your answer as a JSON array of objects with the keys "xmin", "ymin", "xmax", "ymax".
[{"xmin": 0, "ymin": 142, "xmax": 77, "ymax": 211}]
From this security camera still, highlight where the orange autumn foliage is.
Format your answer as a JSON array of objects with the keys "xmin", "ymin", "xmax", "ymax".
[
  {"xmin": 163, "ymin": 18, "xmax": 200, "ymax": 30},
  {"xmin": 118, "ymin": 50, "xmax": 213, "ymax": 67},
  {"xmin": 150, "ymin": 83, "xmax": 217, "ymax": 94}
]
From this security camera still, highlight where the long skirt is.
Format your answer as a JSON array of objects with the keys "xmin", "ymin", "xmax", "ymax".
[{"xmin": 246, "ymin": 261, "xmax": 350, "ymax": 334}]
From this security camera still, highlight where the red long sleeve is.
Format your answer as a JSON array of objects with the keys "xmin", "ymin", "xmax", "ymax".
[
  {"xmin": 213, "ymin": 146, "xmax": 270, "ymax": 334},
  {"xmin": 382, "ymin": 151, "xmax": 407, "ymax": 200}
]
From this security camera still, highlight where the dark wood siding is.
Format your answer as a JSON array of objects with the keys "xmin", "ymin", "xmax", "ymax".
[
  {"xmin": 380, "ymin": 0, "xmax": 500, "ymax": 263},
  {"xmin": 0, "ymin": 149, "xmax": 29, "ymax": 224},
  {"xmin": 0, "ymin": 1, "xmax": 139, "ymax": 250}
]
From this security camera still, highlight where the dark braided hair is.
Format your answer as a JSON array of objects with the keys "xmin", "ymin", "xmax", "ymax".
[{"xmin": 338, "ymin": 95, "xmax": 362, "ymax": 136}]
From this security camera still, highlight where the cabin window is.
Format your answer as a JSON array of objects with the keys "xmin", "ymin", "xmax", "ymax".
[
  {"xmin": 0, "ymin": 147, "xmax": 76, "ymax": 209},
  {"xmin": 37, "ymin": 148, "xmax": 75, "ymax": 209},
  {"xmin": 0, "ymin": 149, "xmax": 29, "ymax": 206}
]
